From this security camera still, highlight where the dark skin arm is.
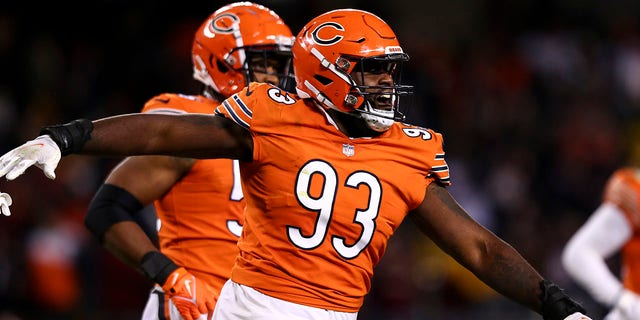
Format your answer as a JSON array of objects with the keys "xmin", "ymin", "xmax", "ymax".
[
  {"xmin": 410, "ymin": 183, "xmax": 544, "ymax": 313},
  {"xmin": 83, "ymin": 113, "xmax": 254, "ymax": 160},
  {"xmin": 100, "ymin": 155, "xmax": 196, "ymax": 269},
  {"xmin": 103, "ymin": 221, "xmax": 156, "ymax": 269},
  {"xmin": 79, "ymin": 113, "xmax": 251, "ymax": 269}
]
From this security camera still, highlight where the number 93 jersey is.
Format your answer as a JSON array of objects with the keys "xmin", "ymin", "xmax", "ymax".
[{"xmin": 215, "ymin": 82, "xmax": 451, "ymax": 312}]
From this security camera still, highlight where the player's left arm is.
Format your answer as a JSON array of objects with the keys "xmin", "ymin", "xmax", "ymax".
[{"xmin": 409, "ymin": 182, "xmax": 589, "ymax": 320}]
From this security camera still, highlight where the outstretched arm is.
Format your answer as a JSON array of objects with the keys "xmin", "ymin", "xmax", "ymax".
[
  {"xmin": 86, "ymin": 113, "xmax": 253, "ymax": 159},
  {"xmin": 0, "ymin": 113, "xmax": 253, "ymax": 181},
  {"xmin": 410, "ymin": 183, "xmax": 588, "ymax": 319}
]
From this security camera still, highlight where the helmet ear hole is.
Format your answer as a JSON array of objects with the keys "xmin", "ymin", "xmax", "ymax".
[
  {"xmin": 314, "ymin": 75, "xmax": 332, "ymax": 85},
  {"xmin": 216, "ymin": 59, "xmax": 230, "ymax": 73}
]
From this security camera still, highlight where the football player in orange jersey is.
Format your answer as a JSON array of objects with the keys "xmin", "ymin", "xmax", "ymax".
[
  {"xmin": 82, "ymin": 3, "xmax": 294, "ymax": 320},
  {"xmin": 562, "ymin": 167, "xmax": 640, "ymax": 320},
  {"xmin": 0, "ymin": 8, "xmax": 590, "ymax": 320}
]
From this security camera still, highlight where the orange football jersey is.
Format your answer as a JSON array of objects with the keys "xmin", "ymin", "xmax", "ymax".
[
  {"xmin": 215, "ymin": 82, "xmax": 451, "ymax": 312},
  {"xmin": 603, "ymin": 167, "xmax": 640, "ymax": 293},
  {"xmin": 142, "ymin": 93, "xmax": 245, "ymax": 292}
]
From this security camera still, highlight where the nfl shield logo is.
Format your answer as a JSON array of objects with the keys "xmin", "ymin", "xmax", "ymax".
[{"xmin": 342, "ymin": 144, "xmax": 355, "ymax": 157}]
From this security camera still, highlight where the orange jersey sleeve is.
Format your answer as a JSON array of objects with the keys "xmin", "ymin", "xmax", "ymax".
[
  {"xmin": 142, "ymin": 93, "xmax": 245, "ymax": 292},
  {"xmin": 603, "ymin": 167, "xmax": 640, "ymax": 292},
  {"xmin": 215, "ymin": 82, "xmax": 450, "ymax": 312}
]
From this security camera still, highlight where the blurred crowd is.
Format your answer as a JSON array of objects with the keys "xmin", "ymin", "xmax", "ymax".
[{"xmin": 1, "ymin": 0, "xmax": 640, "ymax": 319}]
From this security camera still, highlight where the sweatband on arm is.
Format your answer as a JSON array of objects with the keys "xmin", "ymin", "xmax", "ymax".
[
  {"xmin": 140, "ymin": 251, "xmax": 179, "ymax": 285},
  {"xmin": 84, "ymin": 183, "xmax": 144, "ymax": 241},
  {"xmin": 40, "ymin": 118, "xmax": 93, "ymax": 156}
]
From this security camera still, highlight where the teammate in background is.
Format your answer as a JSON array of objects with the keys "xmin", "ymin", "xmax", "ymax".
[
  {"xmin": 0, "ymin": 8, "xmax": 590, "ymax": 320},
  {"xmin": 562, "ymin": 167, "xmax": 640, "ymax": 320},
  {"xmin": 82, "ymin": 3, "xmax": 294, "ymax": 320}
]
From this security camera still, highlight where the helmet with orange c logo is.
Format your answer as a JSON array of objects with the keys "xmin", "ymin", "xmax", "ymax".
[
  {"xmin": 192, "ymin": 2, "xmax": 294, "ymax": 97},
  {"xmin": 292, "ymin": 9, "xmax": 413, "ymax": 132}
]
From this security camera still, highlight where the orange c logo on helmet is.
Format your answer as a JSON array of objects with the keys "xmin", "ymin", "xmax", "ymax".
[
  {"xmin": 204, "ymin": 13, "xmax": 239, "ymax": 38},
  {"xmin": 311, "ymin": 22, "xmax": 344, "ymax": 46}
]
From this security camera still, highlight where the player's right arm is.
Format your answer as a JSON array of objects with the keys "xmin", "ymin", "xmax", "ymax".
[
  {"xmin": 0, "ymin": 113, "xmax": 253, "ymax": 181},
  {"xmin": 87, "ymin": 113, "xmax": 254, "ymax": 159}
]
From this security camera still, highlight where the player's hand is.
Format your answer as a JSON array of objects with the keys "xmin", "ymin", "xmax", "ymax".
[
  {"xmin": 161, "ymin": 267, "xmax": 216, "ymax": 320},
  {"xmin": 0, "ymin": 192, "xmax": 11, "ymax": 216},
  {"xmin": 0, "ymin": 135, "xmax": 61, "ymax": 180},
  {"xmin": 563, "ymin": 312, "xmax": 591, "ymax": 320},
  {"xmin": 609, "ymin": 290, "xmax": 640, "ymax": 320}
]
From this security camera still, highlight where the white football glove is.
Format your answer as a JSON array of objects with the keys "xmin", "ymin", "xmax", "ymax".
[
  {"xmin": 606, "ymin": 290, "xmax": 640, "ymax": 320},
  {"xmin": 563, "ymin": 312, "xmax": 592, "ymax": 320},
  {"xmin": 0, "ymin": 135, "xmax": 61, "ymax": 180},
  {"xmin": 0, "ymin": 192, "xmax": 12, "ymax": 216}
]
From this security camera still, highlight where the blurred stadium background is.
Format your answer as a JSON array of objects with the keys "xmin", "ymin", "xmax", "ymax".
[{"xmin": 2, "ymin": 0, "xmax": 640, "ymax": 319}]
